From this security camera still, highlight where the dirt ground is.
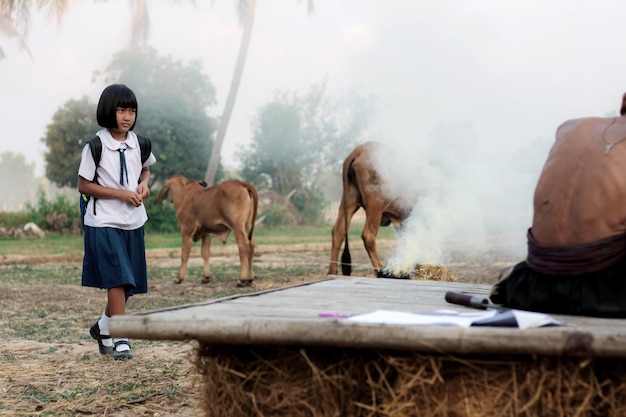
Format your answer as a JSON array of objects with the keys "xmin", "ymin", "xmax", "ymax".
[{"xmin": 0, "ymin": 239, "xmax": 523, "ymax": 416}]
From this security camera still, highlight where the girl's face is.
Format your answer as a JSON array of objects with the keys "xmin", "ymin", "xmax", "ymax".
[{"xmin": 110, "ymin": 107, "xmax": 136, "ymax": 140}]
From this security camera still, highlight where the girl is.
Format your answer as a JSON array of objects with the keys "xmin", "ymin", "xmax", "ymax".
[{"xmin": 78, "ymin": 84, "xmax": 156, "ymax": 360}]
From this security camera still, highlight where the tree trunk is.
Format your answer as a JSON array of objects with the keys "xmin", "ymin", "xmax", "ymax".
[
  {"xmin": 130, "ymin": 0, "xmax": 149, "ymax": 50},
  {"xmin": 204, "ymin": 0, "xmax": 257, "ymax": 185}
]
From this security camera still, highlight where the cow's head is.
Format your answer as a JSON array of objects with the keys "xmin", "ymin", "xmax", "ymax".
[{"xmin": 155, "ymin": 174, "xmax": 191, "ymax": 205}]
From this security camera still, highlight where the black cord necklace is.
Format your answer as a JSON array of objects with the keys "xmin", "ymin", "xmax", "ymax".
[{"xmin": 601, "ymin": 117, "xmax": 626, "ymax": 155}]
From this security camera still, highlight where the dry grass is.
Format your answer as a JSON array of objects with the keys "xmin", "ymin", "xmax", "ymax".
[
  {"xmin": 194, "ymin": 344, "xmax": 626, "ymax": 417},
  {"xmin": 0, "ymin": 255, "xmax": 326, "ymax": 416},
  {"xmin": 0, "ymin": 240, "xmax": 521, "ymax": 416},
  {"xmin": 2, "ymin": 340, "xmax": 201, "ymax": 416},
  {"xmin": 414, "ymin": 264, "xmax": 458, "ymax": 282}
]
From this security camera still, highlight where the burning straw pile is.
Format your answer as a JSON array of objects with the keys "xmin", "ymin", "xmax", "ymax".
[
  {"xmin": 414, "ymin": 264, "xmax": 457, "ymax": 282},
  {"xmin": 194, "ymin": 343, "xmax": 626, "ymax": 417},
  {"xmin": 378, "ymin": 264, "xmax": 458, "ymax": 281}
]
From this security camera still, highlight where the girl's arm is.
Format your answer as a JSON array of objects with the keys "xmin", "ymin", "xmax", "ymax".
[
  {"xmin": 137, "ymin": 167, "xmax": 151, "ymax": 199},
  {"xmin": 78, "ymin": 176, "xmax": 145, "ymax": 207}
]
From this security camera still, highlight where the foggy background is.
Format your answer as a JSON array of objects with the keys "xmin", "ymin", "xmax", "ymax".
[{"xmin": 2, "ymin": 0, "xmax": 625, "ymax": 264}]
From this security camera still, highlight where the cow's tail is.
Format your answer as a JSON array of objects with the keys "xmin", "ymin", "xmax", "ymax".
[
  {"xmin": 341, "ymin": 234, "xmax": 352, "ymax": 275},
  {"xmin": 339, "ymin": 157, "xmax": 360, "ymax": 276},
  {"xmin": 245, "ymin": 182, "xmax": 259, "ymax": 241}
]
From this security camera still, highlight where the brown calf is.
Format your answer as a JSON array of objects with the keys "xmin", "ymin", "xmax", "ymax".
[
  {"xmin": 155, "ymin": 175, "xmax": 258, "ymax": 286},
  {"xmin": 329, "ymin": 142, "xmax": 411, "ymax": 276}
]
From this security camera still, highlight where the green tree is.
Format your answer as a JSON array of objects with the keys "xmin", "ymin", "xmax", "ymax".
[
  {"xmin": 0, "ymin": 151, "xmax": 38, "ymax": 210},
  {"xmin": 240, "ymin": 81, "xmax": 375, "ymax": 193},
  {"xmin": 237, "ymin": 81, "xmax": 375, "ymax": 224},
  {"xmin": 43, "ymin": 48, "xmax": 218, "ymax": 188},
  {"xmin": 43, "ymin": 96, "xmax": 100, "ymax": 188},
  {"xmin": 101, "ymin": 48, "xmax": 218, "ymax": 185},
  {"xmin": 240, "ymin": 95, "xmax": 303, "ymax": 194}
]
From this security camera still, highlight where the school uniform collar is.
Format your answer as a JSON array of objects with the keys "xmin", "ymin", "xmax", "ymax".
[{"xmin": 97, "ymin": 129, "xmax": 138, "ymax": 151}]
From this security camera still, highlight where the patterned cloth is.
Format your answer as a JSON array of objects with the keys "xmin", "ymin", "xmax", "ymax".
[{"xmin": 526, "ymin": 229, "xmax": 626, "ymax": 275}]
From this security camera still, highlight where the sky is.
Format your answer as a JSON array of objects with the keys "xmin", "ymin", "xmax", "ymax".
[
  {"xmin": 2, "ymin": 0, "xmax": 625, "ymax": 176},
  {"xmin": 2, "ymin": 0, "xmax": 626, "ymax": 263}
]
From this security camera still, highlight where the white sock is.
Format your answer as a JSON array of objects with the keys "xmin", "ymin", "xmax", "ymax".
[
  {"xmin": 98, "ymin": 313, "xmax": 113, "ymax": 347},
  {"xmin": 113, "ymin": 338, "xmax": 131, "ymax": 352}
]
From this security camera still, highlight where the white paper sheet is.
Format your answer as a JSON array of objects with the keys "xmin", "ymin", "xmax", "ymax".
[
  {"xmin": 344, "ymin": 309, "xmax": 563, "ymax": 329},
  {"xmin": 346, "ymin": 309, "xmax": 498, "ymax": 328},
  {"xmin": 511, "ymin": 310, "xmax": 563, "ymax": 329}
]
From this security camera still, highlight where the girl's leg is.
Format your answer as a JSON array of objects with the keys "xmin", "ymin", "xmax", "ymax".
[
  {"xmin": 105, "ymin": 286, "xmax": 127, "ymax": 316},
  {"xmin": 105, "ymin": 287, "xmax": 133, "ymax": 359}
]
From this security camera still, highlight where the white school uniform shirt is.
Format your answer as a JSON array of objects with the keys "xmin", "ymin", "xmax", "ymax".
[{"xmin": 78, "ymin": 129, "xmax": 156, "ymax": 230}]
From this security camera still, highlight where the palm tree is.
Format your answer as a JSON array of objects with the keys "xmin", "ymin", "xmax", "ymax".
[
  {"xmin": 0, "ymin": 0, "xmax": 181, "ymax": 58},
  {"xmin": 129, "ymin": 0, "xmax": 150, "ymax": 49},
  {"xmin": 203, "ymin": 0, "xmax": 315, "ymax": 185},
  {"xmin": 0, "ymin": 0, "xmax": 68, "ymax": 60},
  {"xmin": 128, "ymin": 0, "xmax": 195, "ymax": 50}
]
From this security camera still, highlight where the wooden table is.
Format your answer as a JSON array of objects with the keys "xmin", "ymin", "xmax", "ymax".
[{"xmin": 111, "ymin": 276, "xmax": 626, "ymax": 358}]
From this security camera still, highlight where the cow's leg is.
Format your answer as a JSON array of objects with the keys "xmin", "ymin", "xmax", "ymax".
[
  {"xmin": 247, "ymin": 235, "xmax": 256, "ymax": 281},
  {"xmin": 234, "ymin": 229, "xmax": 254, "ymax": 287},
  {"xmin": 329, "ymin": 211, "xmax": 345, "ymax": 275},
  {"xmin": 200, "ymin": 235, "xmax": 212, "ymax": 284},
  {"xmin": 362, "ymin": 212, "xmax": 384, "ymax": 274},
  {"xmin": 329, "ymin": 200, "xmax": 359, "ymax": 275},
  {"xmin": 176, "ymin": 233, "xmax": 193, "ymax": 284}
]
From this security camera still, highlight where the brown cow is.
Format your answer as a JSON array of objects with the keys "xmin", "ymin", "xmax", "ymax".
[
  {"xmin": 155, "ymin": 174, "xmax": 258, "ymax": 287},
  {"xmin": 329, "ymin": 142, "xmax": 412, "ymax": 276}
]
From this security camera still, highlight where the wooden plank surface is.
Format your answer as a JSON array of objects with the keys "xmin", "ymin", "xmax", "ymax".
[{"xmin": 110, "ymin": 275, "xmax": 626, "ymax": 358}]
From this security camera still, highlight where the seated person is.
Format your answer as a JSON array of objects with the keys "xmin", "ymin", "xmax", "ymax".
[{"xmin": 491, "ymin": 93, "xmax": 626, "ymax": 317}]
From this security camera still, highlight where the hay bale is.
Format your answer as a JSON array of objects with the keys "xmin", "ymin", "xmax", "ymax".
[
  {"xmin": 414, "ymin": 264, "xmax": 457, "ymax": 282},
  {"xmin": 24, "ymin": 222, "xmax": 46, "ymax": 238},
  {"xmin": 194, "ymin": 344, "xmax": 626, "ymax": 417}
]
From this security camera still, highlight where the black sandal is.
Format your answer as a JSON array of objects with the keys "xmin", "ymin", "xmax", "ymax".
[
  {"xmin": 90, "ymin": 322, "xmax": 114, "ymax": 356},
  {"xmin": 113, "ymin": 340, "xmax": 133, "ymax": 360}
]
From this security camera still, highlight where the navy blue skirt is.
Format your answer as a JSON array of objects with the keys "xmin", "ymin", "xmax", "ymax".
[{"xmin": 82, "ymin": 226, "xmax": 148, "ymax": 297}]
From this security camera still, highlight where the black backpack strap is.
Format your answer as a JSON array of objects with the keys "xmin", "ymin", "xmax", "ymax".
[
  {"xmin": 85, "ymin": 136, "xmax": 101, "ymax": 215},
  {"xmin": 137, "ymin": 135, "xmax": 152, "ymax": 165},
  {"xmin": 87, "ymin": 136, "xmax": 102, "ymax": 168}
]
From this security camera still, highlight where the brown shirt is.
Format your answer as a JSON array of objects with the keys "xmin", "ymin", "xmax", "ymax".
[{"xmin": 532, "ymin": 116, "xmax": 626, "ymax": 246}]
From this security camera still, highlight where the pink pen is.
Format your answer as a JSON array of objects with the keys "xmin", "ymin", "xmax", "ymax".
[{"xmin": 318, "ymin": 312, "xmax": 349, "ymax": 318}]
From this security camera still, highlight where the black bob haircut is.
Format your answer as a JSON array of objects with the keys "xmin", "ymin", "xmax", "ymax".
[{"xmin": 96, "ymin": 84, "xmax": 138, "ymax": 130}]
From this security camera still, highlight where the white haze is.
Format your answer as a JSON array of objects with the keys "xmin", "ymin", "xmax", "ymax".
[
  {"xmin": 1, "ymin": 0, "xmax": 625, "ymax": 257},
  {"xmin": 375, "ymin": 123, "xmax": 540, "ymax": 273}
]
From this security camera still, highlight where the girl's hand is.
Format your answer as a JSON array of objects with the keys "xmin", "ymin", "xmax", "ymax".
[
  {"xmin": 120, "ymin": 190, "xmax": 144, "ymax": 207},
  {"xmin": 137, "ymin": 182, "xmax": 151, "ymax": 199}
]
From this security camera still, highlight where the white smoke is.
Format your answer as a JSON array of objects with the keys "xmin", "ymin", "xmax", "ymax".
[{"xmin": 372, "ymin": 121, "xmax": 538, "ymax": 274}]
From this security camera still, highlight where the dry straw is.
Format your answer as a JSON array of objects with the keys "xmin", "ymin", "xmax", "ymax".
[
  {"xmin": 194, "ymin": 343, "xmax": 626, "ymax": 417},
  {"xmin": 414, "ymin": 264, "xmax": 458, "ymax": 282}
]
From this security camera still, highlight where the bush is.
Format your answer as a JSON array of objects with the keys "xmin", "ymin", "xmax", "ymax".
[
  {"xmin": 0, "ymin": 187, "xmax": 179, "ymax": 235},
  {"xmin": 292, "ymin": 186, "xmax": 326, "ymax": 226},
  {"xmin": 259, "ymin": 204, "xmax": 292, "ymax": 228},
  {"xmin": 25, "ymin": 188, "xmax": 79, "ymax": 233},
  {"xmin": 257, "ymin": 187, "xmax": 326, "ymax": 229},
  {"xmin": 0, "ymin": 211, "xmax": 31, "ymax": 229},
  {"xmin": 144, "ymin": 195, "xmax": 179, "ymax": 233}
]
